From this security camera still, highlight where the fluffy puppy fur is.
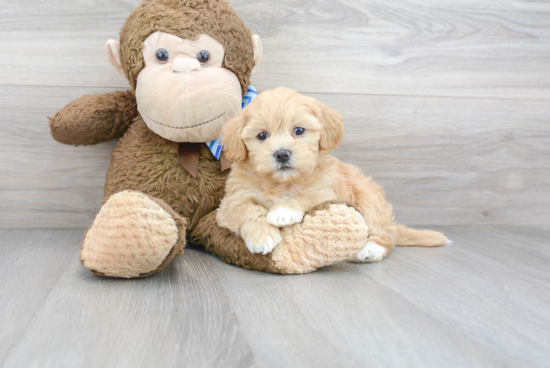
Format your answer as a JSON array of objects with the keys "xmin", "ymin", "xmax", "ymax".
[{"xmin": 217, "ymin": 87, "xmax": 448, "ymax": 262}]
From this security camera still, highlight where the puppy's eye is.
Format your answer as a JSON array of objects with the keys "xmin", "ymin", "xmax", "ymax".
[
  {"xmin": 294, "ymin": 127, "xmax": 306, "ymax": 136},
  {"xmin": 257, "ymin": 132, "xmax": 268, "ymax": 141},
  {"xmin": 197, "ymin": 50, "xmax": 210, "ymax": 64},
  {"xmin": 156, "ymin": 49, "xmax": 169, "ymax": 63}
]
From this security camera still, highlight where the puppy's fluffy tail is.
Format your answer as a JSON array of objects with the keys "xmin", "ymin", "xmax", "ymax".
[{"xmin": 395, "ymin": 224, "xmax": 449, "ymax": 247}]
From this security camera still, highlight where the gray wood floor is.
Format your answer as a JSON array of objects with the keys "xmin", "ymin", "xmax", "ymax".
[{"xmin": 1, "ymin": 227, "xmax": 549, "ymax": 368}]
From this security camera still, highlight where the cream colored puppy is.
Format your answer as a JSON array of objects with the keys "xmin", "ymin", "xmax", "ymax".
[{"xmin": 217, "ymin": 87, "xmax": 448, "ymax": 261}]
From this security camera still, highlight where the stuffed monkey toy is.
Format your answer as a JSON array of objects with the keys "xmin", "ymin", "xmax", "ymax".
[{"xmin": 49, "ymin": 0, "xmax": 369, "ymax": 278}]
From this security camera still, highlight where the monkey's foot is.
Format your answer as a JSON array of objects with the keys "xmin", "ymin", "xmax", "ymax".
[
  {"xmin": 193, "ymin": 201, "xmax": 369, "ymax": 274},
  {"xmin": 80, "ymin": 190, "xmax": 187, "ymax": 278},
  {"xmin": 271, "ymin": 202, "xmax": 369, "ymax": 274}
]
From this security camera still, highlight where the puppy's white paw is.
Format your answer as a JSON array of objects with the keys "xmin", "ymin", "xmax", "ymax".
[
  {"xmin": 349, "ymin": 241, "xmax": 387, "ymax": 263},
  {"xmin": 267, "ymin": 207, "xmax": 304, "ymax": 227},
  {"xmin": 243, "ymin": 226, "xmax": 283, "ymax": 255}
]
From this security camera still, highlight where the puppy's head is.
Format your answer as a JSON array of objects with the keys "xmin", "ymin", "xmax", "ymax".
[{"xmin": 222, "ymin": 87, "xmax": 344, "ymax": 182}]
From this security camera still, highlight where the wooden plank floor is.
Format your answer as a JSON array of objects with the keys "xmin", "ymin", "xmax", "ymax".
[{"xmin": 1, "ymin": 227, "xmax": 549, "ymax": 368}]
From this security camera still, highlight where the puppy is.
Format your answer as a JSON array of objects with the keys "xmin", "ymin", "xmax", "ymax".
[{"xmin": 217, "ymin": 87, "xmax": 448, "ymax": 262}]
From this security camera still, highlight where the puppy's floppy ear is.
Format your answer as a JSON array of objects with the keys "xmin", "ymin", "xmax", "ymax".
[
  {"xmin": 222, "ymin": 110, "xmax": 248, "ymax": 162},
  {"xmin": 317, "ymin": 102, "xmax": 344, "ymax": 151}
]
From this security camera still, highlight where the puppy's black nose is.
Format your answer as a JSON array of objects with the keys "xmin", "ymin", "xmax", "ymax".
[{"xmin": 274, "ymin": 149, "xmax": 291, "ymax": 163}]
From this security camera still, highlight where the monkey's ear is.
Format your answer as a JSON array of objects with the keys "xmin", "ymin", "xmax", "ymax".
[
  {"xmin": 222, "ymin": 112, "xmax": 248, "ymax": 163},
  {"xmin": 105, "ymin": 40, "xmax": 125, "ymax": 76},
  {"xmin": 251, "ymin": 35, "xmax": 263, "ymax": 75},
  {"xmin": 317, "ymin": 103, "xmax": 345, "ymax": 151}
]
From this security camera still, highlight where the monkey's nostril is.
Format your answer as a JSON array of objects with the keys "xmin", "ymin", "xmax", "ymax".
[{"xmin": 274, "ymin": 149, "xmax": 291, "ymax": 163}]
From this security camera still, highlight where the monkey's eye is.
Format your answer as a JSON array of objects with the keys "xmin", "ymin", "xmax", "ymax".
[
  {"xmin": 197, "ymin": 50, "xmax": 210, "ymax": 64},
  {"xmin": 257, "ymin": 132, "xmax": 268, "ymax": 141},
  {"xmin": 156, "ymin": 49, "xmax": 169, "ymax": 64},
  {"xmin": 294, "ymin": 127, "xmax": 306, "ymax": 136}
]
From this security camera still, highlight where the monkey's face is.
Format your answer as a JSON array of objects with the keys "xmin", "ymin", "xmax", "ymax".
[{"xmin": 135, "ymin": 32, "xmax": 243, "ymax": 143}]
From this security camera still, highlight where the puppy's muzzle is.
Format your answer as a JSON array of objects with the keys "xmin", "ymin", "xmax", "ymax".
[{"xmin": 274, "ymin": 149, "xmax": 291, "ymax": 163}]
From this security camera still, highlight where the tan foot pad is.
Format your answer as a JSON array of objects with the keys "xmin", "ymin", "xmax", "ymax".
[
  {"xmin": 271, "ymin": 202, "xmax": 369, "ymax": 274},
  {"xmin": 80, "ymin": 191, "xmax": 182, "ymax": 278}
]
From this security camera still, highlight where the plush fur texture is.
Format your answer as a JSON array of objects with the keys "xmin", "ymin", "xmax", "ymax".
[
  {"xmin": 218, "ymin": 88, "xmax": 448, "ymax": 261},
  {"xmin": 192, "ymin": 201, "xmax": 368, "ymax": 274},
  {"xmin": 81, "ymin": 190, "xmax": 187, "ymax": 278},
  {"xmin": 49, "ymin": 91, "xmax": 138, "ymax": 146},
  {"xmin": 103, "ymin": 116, "xmax": 229, "ymax": 232},
  {"xmin": 49, "ymin": 0, "xmax": 371, "ymax": 278},
  {"xmin": 102, "ymin": 116, "xmax": 367, "ymax": 274},
  {"xmin": 120, "ymin": 0, "xmax": 255, "ymax": 94}
]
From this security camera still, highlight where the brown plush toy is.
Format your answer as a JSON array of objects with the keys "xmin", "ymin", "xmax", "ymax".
[{"xmin": 49, "ymin": 0, "xmax": 369, "ymax": 278}]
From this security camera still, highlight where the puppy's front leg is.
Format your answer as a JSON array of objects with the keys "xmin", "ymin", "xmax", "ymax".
[
  {"xmin": 217, "ymin": 197, "xmax": 282, "ymax": 255},
  {"xmin": 267, "ymin": 200, "xmax": 305, "ymax": 228},
  {"xmin": 241, "ymin": 219, "xmax": 282, "ymax": 255}
]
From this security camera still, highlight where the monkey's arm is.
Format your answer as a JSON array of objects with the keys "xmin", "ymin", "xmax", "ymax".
[{"xmin": 49, "ymin": 90, "xmax": 138, "ymax": 146}]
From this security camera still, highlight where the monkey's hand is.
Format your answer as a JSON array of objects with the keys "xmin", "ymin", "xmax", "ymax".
[{"xmin": 49, "ymin": 90, "xmax": 137, "ymax": 146}]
